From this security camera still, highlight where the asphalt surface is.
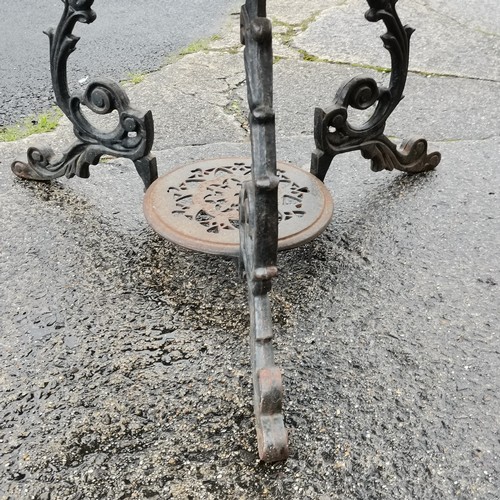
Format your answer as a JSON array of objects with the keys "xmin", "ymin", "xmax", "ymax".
[
  {"xmin": 0, "ymin": 0, "xmax": 499, "ymax": 498},
  {"xmin": 0, "ymin": 0, "xmax": 240, "ymax": 127}
]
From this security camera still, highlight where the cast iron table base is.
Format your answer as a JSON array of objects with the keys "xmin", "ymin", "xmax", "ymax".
[{"xmin": 11, "ymin": 0, "xmax": 441, "ymax": 462}]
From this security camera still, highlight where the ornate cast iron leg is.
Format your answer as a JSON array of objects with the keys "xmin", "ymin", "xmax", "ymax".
[
  {"xmin": 239, "ymin": 0, "xmax": 288, "ymax": 462},
  {"xmin": 11, "ymin": 0, "xmax": 157, "ymax": 190},
  {"xmin": 311, "ymin": 0, "xmax": 441, "ymax": 181}
]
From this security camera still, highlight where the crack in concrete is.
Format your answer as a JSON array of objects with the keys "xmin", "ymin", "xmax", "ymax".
[
  {"xmin": 272, "ymin": 52, "xmax": 500, "ymax": 83},
  {"xmin": 278, "ymin": 133, "xmax": 500, "ymax": 146},
  {"xmin": 432, "ymin": 135, "xmax": 500, "ymax": 144},
  {"xmin": 413, "ymin": 0, "xmax": 500, "ymax": 38},
  {"xmin": 270, "ymin": 7, "xmax": 500, "ymax": 83},
  {"xmin": 221, "ymin": 78, "xmax": 249, "ymax": 133}
]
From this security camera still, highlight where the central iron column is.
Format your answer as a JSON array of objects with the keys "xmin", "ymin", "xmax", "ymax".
[{"xmin": 238, "ymin": 0, "xmax": 288, "ymax": 462}]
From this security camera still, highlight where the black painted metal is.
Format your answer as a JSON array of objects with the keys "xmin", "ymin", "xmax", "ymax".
[
  {"xmin": 239, "ymin": 0, "xmax": 288, "ymax": 462},
  {"xmin": 311, "ymin": 0, "xmax": 441, "ymax": 181},
  {"xmin": 11, "ymin": 0, "xmax": 157, "ymax": 190}
]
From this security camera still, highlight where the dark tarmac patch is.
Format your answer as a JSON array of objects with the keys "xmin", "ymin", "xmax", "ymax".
[{"xmin": 1, "ymin": 139, "xmax": 499, "ymax": 499}]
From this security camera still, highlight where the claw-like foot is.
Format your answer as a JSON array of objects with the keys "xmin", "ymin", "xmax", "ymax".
[
  {"xmin": 311, "ymin": 1, "xmax": 441, "ymax": 180},
  {"xmin": 250, "ymin": 293, "xmax": 288, "ymax": 462}
]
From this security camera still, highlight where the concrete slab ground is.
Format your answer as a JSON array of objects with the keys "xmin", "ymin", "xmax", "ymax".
[{"xmin": 1, "ymin": 0, "xmax": 499, "ymax": 498}]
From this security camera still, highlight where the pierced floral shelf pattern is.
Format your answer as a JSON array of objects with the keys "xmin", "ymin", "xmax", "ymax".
[{"xmin": 144, "ymin": 158, "xmax": 334, "ymax": 256}]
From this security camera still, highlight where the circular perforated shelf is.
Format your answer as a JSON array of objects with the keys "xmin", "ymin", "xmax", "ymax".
[{"xmin": 144, "ymin": 158, "xmax": 333, "ymax": 256}]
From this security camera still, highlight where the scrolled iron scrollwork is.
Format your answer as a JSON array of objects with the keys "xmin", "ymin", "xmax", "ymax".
[
  {"xmin": 11, "ymin": 0, "xmax": 157, "ymax": 189},
  {"xmin": 311, "ymin": 0, "xmax": 441, "ymax": 181}
]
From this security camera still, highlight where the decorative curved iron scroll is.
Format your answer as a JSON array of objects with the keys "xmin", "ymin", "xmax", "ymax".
[
  {"xmin": 11, "ymin": 0, "xmax": 157, "ymax": 189},
  {"xmin": 239, "ymin": 0, "xmax": 288, "ymax": 462},
  {"xmin": 311, "ymin": 0, "xmax": 441, "ymax": 181}
]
